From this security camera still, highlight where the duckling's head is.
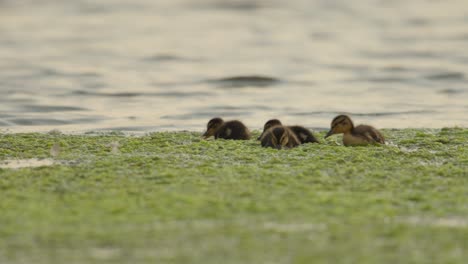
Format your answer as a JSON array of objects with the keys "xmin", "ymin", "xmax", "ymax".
[
  {"xmin": 263, "ymin": 119, "xmax": 282, "ymax": 131},
  {"xmin": 202, "ymin": 117, "xmax": 224, "ymax": 138},
  {"xmin": 263, "ymin": 126, "xmax": 292, "ymax": 149},
  {"xmin": 325, "ymin": 115, "xmax": 354, "ymax": 138},
  {"xmin": 257, "ymin": 119, "xmax": 282, "ymax": 140}
]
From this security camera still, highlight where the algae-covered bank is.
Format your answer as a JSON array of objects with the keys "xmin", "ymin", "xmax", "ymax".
[{"xmin": 0, "ymin": 129, "xmax": 467, "ymax": 264}]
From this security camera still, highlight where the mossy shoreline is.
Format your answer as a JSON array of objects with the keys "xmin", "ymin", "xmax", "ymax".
[{"xmin": 0, "ymin": 128, "xmax": 467, "ymax": 264}]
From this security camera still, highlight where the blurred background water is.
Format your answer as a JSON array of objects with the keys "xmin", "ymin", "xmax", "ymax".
[{"xmin": 0, "ymin": 0, "xmax": 467, "ymax": 133}]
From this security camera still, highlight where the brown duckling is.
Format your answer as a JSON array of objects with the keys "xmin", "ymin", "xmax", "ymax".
[
  {"xmin": 261, "ymin": 125, "xmax": 301, "ymax": 149},
  {"xmin": 325, "ymin": 115, "xmax": 385, "ymax": 146},
  {"xmin": 258, "ymin": 119, "xmax": 319, "ymax": 144},
  {"xmin": 202, "ymin": 117, "xmax": 251, "ymax": 140}
]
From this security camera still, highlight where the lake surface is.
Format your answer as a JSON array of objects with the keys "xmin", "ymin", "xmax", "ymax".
[{"xmin": 1, "ymin": 0, "xmax": 467, "ymax": 133}]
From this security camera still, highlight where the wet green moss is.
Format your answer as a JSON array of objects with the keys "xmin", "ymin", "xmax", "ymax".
[{"xmin": 0, "ymin": 128, "xmax": 467, "ymax": 263}]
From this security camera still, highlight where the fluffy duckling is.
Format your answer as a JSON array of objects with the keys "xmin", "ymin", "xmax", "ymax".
[
  {"xmin": 258, "ymin": 119, "xmax": 319, "ymax": 144},
  {"xmin": 202, "ymin": 117, "xmax": 251, "ymax": 140},
  {"xmin": 325, "ymin": 115, "xmax": 385, "ymax": 146},
  {"xmin": 261, "ymin": 125, "xmax": 301, "ymax": 149}
]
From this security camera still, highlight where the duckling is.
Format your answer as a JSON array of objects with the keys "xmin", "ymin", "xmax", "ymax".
[
  {"xmin": 202, "ymin": 117, "xmax": 251, "ymax": 140},
  {"xmin": 325, "ymin": 115, "xmax": 385, "ymax": 146},
  {"xmin": 261, "ymin": 125, "xmax": 301, "ymax": 149},
  {"xmin": 258, "ymin": 119, "xmax": 319, "ymax": 144}
]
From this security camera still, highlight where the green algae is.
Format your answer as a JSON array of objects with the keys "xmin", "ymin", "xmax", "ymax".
[{"xmin": 0, "ymin": 129, "xmax": 467, "ymax": 264}]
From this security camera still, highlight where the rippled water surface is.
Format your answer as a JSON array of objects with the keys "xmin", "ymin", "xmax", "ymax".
[{"xmin": 1, "ymin": 0, "xmax": 467, "ymax": 132}]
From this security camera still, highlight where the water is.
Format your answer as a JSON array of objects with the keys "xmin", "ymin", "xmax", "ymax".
[{"xmin": 1, "ymin": 0, "xmax": 467, "ymax": 133}]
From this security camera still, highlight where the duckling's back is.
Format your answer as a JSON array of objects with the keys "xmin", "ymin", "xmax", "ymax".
[
  {"xmin": 215, "ymin": 120, "xmax": 251, "ymax": 140},
  {"xmin": 352, "ymin": 125, "xmax": 385, "ymax": 144},
  {"xmin": 288, "ymin": 126, "xmax": 319, "ymax": 144}
]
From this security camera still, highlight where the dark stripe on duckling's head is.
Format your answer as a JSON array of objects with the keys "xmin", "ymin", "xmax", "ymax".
[
  {"xmin": 279, "ymin": 129, "xmax": 290, "ymax": 148},
  {"xmin": 326, "ymin": 115, "xmax": 354, "ymax": 138},
  {"xmin": 203, "ymin": 117, "xmax": 224, "ymax": 138},
  {"xmin": 271, "ymin": 126, "xmax": 285, "ymax": 141}
]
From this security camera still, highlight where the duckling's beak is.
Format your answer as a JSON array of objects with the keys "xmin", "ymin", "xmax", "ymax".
[
  {"xmin": 202, "ymin": 128, "xmax": 215, "ymax": 138},
  {"xmin": 325, "ymin": 130, "xmax": 333, "ymax": 138}
]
